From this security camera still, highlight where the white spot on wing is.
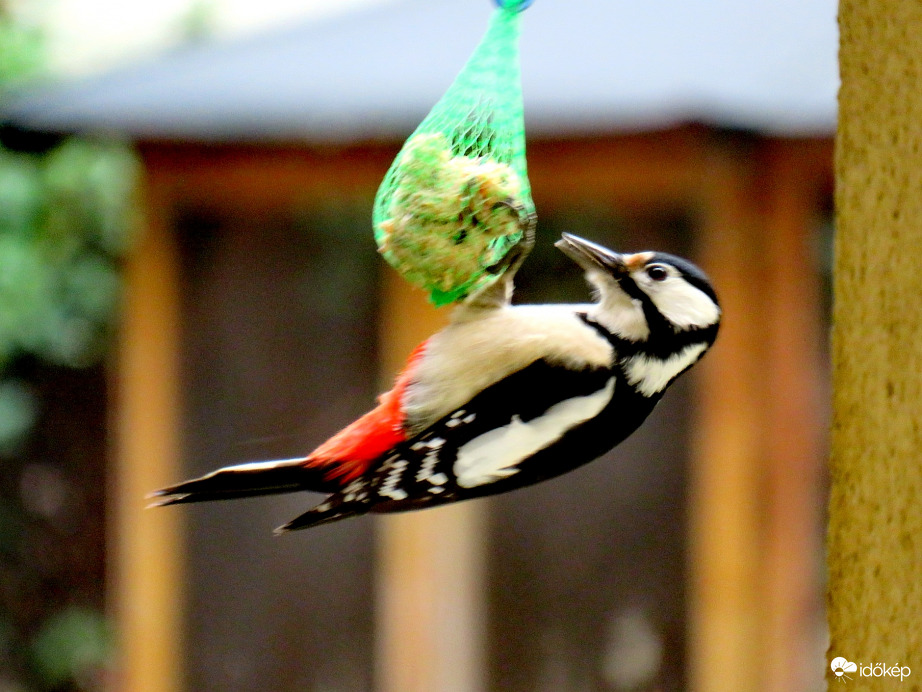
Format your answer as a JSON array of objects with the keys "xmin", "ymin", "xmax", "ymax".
[
  {"xmin": 343, "ymin": 479, "xmax": 365, "ymax": 494},
  {"xmin": 381, "ymin": 487, "xmax": 408, "ymax": 501},
  {"xmin": 624, "ymin": 343, "xmax": 707, "ymax": 397},
  {"xmin": 453, "ymin": 377, "xmax": 616, "ymax": 488},
  {"xmin": 447, "ymin": 413, "xmax": 475, "ymax": 428},
  {"xmin": 415, "ymin": 451, "xmax": 440, "ymax": 483},
  {"xmin": 380, "ymin": 458, "xmax": 409, "ymax": 501}
]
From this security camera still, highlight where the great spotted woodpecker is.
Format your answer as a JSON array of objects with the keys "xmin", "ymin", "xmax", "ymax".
[{"xmin": 150, "ymin": 233, "xmax": 720, "ymax": 532}]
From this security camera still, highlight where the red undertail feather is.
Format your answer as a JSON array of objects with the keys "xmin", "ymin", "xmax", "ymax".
[{"xmin": 304, "ymin": 340, "xmax": 428, "ymax": 484}]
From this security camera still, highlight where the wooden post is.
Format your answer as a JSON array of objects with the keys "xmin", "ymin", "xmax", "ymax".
[
  {"xmin": 109, "ymin": 174, "xmax": 184, "ymax": 692},
  {"xmin": 688, "ymin": 142, "xmax": 764, "ymax": 692},
  {"xmin": 760, "ymin": 142, "xmax": 826, "ymax": 692},
  {"xmin": 829, "ymin": 0, "xmax": 922, "ymax": 684},
  {"xmin": 374, "ymin": 271, "xmax": 488, "ymax": 692}
]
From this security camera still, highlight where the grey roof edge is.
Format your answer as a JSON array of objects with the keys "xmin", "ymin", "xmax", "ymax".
[{"xmin": 1, "ymin": 0, "xmax": 838, "ymax": 142}]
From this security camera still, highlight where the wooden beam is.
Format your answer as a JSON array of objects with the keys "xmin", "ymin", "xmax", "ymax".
[
  {"xmin": 375, "ymin": 507, "xmax": 488, "ymax": 692},
  {"xmin": 688, "ymin": 141, "xmax": 764, "ymax": 692},
  {"xmin": 109, "ymin": 172, "xmax": 184, "ymax": 692},
  {"xmin": 525, "ymin": 129, "xmax": 705, "ymax": 207},
  {"xmin": 137, "ymin": 129, "xmax": 707, "ymax": 214},
  {"xmin": 688, "ymin": 137, "xmax": 832, "ymax": 692},
  {"xmin": 760, "ymin": 141, "xmax": 828, "ymax": 692},
  {"xmin": 374, "ymin": 270, "xmax": 488, "ymax": 692}
]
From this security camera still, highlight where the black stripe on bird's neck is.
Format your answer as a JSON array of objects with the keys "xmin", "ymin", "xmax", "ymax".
[
  {"xmin": 578, "ymin": 312, "xmax": 718, "ymax": 361},
  {"xmin": 606, "ymin": 274, "xmax": 683, "ymax": 346}
]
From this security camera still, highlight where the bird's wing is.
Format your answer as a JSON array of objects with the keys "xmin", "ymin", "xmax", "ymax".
[
  {"xmin": 277, "ymin": 359, "xmax": 617, "ymax": 531},
  {"xmin": 403, "ymin": 305, "xmax": 613, "ymax": 434},
  {"xmin": 303, "ymin": 305, "xmax": 614, "ymax": 488},
  {"xmin": 370, "ymin": 359, "xmax": 617, "ymax": 508}
]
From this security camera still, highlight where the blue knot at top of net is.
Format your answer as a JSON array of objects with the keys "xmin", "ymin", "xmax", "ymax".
[{"xmin": 494, "ymin": 0, "xmax": 533, "ymax": 11}]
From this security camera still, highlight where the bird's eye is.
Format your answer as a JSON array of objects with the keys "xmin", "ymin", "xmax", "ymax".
[{"xmin": 646, "ymin": 265, "xmax": 669, "ymax": 282}]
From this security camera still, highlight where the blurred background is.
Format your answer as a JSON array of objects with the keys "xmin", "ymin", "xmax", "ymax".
[{"xmin": 0, "ymin": 0, "xmax": 835, "ymax": 690}]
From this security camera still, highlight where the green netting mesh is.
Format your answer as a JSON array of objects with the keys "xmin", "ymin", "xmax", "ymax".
[{"xmin": 373, "ymin": 2, "xmax": 534, "ymax": 306}]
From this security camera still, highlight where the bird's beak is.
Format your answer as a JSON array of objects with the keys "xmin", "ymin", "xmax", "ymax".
[{"xmin": 555, "ymin": 233, "xmax": 627, "ymax": 275}]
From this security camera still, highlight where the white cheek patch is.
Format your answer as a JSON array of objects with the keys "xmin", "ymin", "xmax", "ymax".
[
  {"xmin": 453, "ymin": 377, "xmax": 616, "ymax": 488},
  {"xmin": 624, "ymin": 343, "xmax": 707, "ymax": 397},
  {"xmin": 650, "ymin": 282, "xmax": 721, "ymax": 331}
]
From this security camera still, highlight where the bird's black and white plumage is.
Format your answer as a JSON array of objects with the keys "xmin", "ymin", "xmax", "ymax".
[{"xmin": 150, "ymin": 233, "xmax": 720, "ymax": 532}]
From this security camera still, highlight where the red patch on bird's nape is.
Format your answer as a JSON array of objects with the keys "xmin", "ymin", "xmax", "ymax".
[{"xmin": 303, "ymin": 340, "xmax": 428, "ymax": 484}]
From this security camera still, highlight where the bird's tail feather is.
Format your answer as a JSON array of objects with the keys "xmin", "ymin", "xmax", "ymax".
[
  {"xmin": 148, "ymin": 457, "xmax": 338, "ymax": 507},
  {"xmin": 274, "ymin": 496, "xmax": 369, "ymax": 533}
]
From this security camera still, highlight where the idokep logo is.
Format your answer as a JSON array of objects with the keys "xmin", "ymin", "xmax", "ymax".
[
  {"xmin": 831, "ymin": 657, "xmax": 911, "ymax": 683},
  {"xmin": 831, "ymin": 658, "xmax": 858, "ymax": 682}
]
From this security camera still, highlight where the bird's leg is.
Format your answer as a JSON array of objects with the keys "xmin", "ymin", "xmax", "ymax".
[
  {"xmin": 463, "ymin": 203, "xmax": 536, "ymax": 310},
  {"xmin": 491, "ymin": 197, "xmax": 537, "ymax": 247}
]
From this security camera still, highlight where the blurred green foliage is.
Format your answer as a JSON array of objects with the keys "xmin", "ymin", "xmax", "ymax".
[
  {"xmin": 1, "ymin": 7, "xmax": 137, "ymax": 691},
  {"xmin": 0, "ymin": 4, "xmax": 140, "ymax": 369},
  {"xmin": 0, "ymin": 139, "xmax": 139, "ymax": 446},
  {"xmin": 29, "ymin": 608, "xmax": 113, "ymax": 690},
  {"xmin": 0, "ymin": 16, "xmax": 44, "ymax": 85}
]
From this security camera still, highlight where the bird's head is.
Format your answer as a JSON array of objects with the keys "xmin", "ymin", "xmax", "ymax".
[{"xmin": 555, "ymin": 233, "xmax": 721, "ymax": 345}]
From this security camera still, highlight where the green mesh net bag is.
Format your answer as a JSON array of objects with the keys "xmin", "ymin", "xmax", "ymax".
[{"xmin": 373, "ymin": 0, "xmax": 535, "ymax": 306}]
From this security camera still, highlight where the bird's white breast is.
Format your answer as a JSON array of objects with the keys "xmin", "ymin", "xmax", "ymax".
[{"xmin": 404, "ymin": 304, "xmax": 613, "ymax": 433}]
